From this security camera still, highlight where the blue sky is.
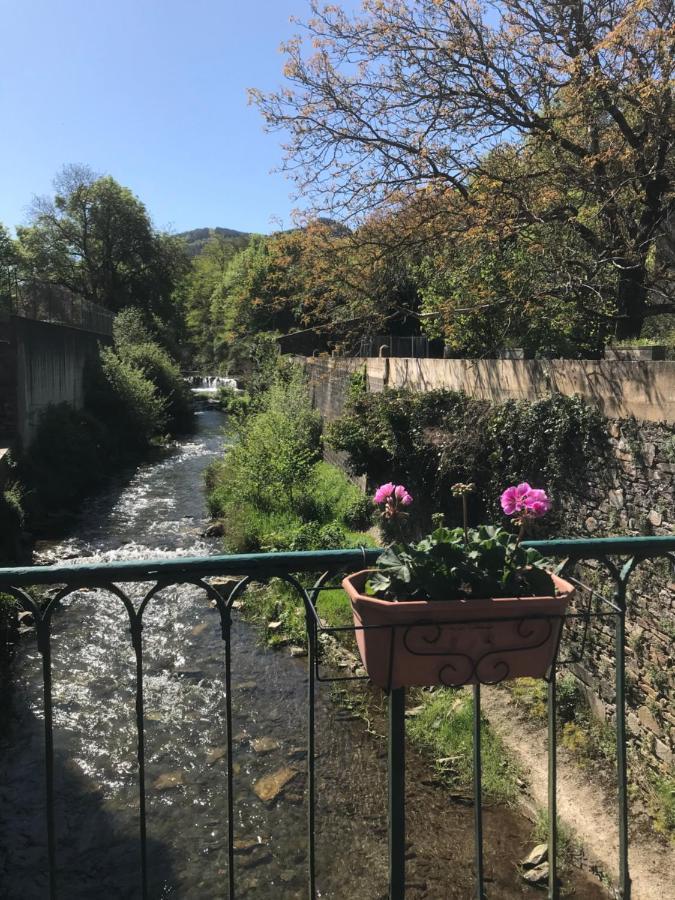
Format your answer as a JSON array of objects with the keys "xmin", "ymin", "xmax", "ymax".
[{"xmin": 0, "ymin": 0, "xmax": 357, "ymax": 235}]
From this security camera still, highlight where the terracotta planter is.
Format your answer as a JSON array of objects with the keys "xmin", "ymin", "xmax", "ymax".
[{"xmin": 342, "ymin": 571, "xmax": 574, "ymax": 690}]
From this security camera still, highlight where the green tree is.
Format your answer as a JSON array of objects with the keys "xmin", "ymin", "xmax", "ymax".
[{"xmin": 17, "ymin": 165, "xmax": 189, "ymax": 324}]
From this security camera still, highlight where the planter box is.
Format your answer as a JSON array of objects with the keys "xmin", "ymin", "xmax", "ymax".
[
  {"xmin": 605, "ymin": 345, "xmax": 666, "ymax": 361},
  {"xmin": 342, "ymin": 571, "xmax": 574, "ymax": 690}
]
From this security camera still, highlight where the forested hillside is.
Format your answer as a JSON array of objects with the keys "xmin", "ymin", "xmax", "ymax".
[{"xmin": 177, "ymin": 226, "xmax": 250, "ymax": 258}]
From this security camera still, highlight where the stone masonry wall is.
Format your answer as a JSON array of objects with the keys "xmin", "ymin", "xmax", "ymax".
[{"xmin": 299, "ymin": 355, "xmax": 675, "ymax": 778}]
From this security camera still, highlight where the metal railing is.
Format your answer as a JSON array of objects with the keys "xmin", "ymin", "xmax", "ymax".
[
  {"xmin": 1, "ymin": 536, "xmax": 674, "ymax": 899},
  {"xmin": 0, "ymin": 269, "xmax": 113, "ymax": 336}
]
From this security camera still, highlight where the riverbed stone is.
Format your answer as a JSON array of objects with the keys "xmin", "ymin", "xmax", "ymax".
[
  {"xmin": 522, "ymin": 843, "xmax": 548, "ymax": 868},
  {"xmin": 153, "ymin": 771, "xmax": 184, "ymax": 790},
  {"xmin": 253, "ymin": 766, "xmax": 299, "ymax": 803},
  {"xmin": 206, "ymin": 746, "xmax": 227, "ymax": 765},
  {"xmin": 234, "ymin": 838, "xmax": 263, "ymax": 854},
  {"xmin": 521, "ymin": 861, "xmax": 549, "ymax": 885},
  {"xmin": 251, "ymin": 736, "xmax": 281, "ymax": 754},
  {"xmin": 240, "ymin": 847, "xmax": 272, "ymax": 869}
]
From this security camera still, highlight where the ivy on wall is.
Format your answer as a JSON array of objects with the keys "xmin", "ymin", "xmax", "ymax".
[{"xmin": 326, "ymin": 379, "xmax": 609, "ymax": 533}]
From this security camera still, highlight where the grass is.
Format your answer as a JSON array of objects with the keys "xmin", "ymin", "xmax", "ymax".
[
  {"xmin": 406, "ymin": 688, "xmax": 520, "ymax": 803},
  {"xmin": 650, "ymin": 776, "xmax": 675, "ymax": 841},
  {"xmin": 532, "ymin": 806, "xmax": 582, "ymax": 871}
]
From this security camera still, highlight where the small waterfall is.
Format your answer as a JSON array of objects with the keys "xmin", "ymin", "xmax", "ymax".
[{"xmin": 189, "ymin": 374, "xmax": 238, "ymax": 393}]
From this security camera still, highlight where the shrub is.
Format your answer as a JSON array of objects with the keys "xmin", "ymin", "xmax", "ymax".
[
  {"xmin": 216, "ymin": 386, "xmax": 250, "ymax": 418},
  {"xmin": 85, "ymin": 348, "xmax": 167, "ymax": 449},
  {"xmin": 112, "ymin": 307, "xmax": 156, "ymax": 348},
  {"xmin": 207, "ymin": 364, "xmax": 374, "ymax": 553},
  {"xmin": 327, "ymin": 387, "xmax": 608, "ymax": 533},
  {"xmin": 121, "ymin": 342, "xmax": 194, "ymax": 433},
  {"xmin": 0, "ymin": 482, "xmax": 24, "ymax": 563},
  {"xmin": 220, "ymin": 365, "xmax": 321, "ymax": 512}
]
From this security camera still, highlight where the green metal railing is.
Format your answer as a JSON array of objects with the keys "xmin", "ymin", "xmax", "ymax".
[{"xmin": 1, "ymin": 536, "xmax": 674, "ymax": 899}]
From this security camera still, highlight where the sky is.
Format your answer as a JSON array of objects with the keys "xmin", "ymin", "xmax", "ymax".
[{"xmin": 0, "ymin": 0, "xmax": 358, "ymax": 236}]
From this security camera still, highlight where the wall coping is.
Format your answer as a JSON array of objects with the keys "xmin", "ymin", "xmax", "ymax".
[{"xmin": 301, "ymin": 356, "xmax": 675, "ymax": 424}]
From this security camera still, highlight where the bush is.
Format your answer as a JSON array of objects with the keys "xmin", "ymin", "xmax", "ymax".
[
  {"xmin": 216, "ymin": 386, "xmax": 251, "ymax": 418},
  {"xmin": 217, "ymin": 364, "xmax": 322, "ymax": 513},
  {"xmin": 85, "ymin": 348, "xmax": 168, "ymax": 450},
  {"xmin": 112, "ymin": 307, "xmax": 156, "ymax": 348},
  {"xmin": 121, "ymin": 342, "xmax": 194, "ymax": 433},
  {"xmin": 207, "ymin": 365, "xmax": 374, "ymax": 553},
  {"xmin": 327, "ymin": 387, "xmax": 608, "ymax": 533},
  {"xmin": 0, "ymin": 482, "xmax": 24, "ymax": 563}
]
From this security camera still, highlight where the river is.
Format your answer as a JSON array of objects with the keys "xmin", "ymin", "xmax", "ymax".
[{"xmin": 0, "ymin": 409, "xmax": 606, "ymax": 899}]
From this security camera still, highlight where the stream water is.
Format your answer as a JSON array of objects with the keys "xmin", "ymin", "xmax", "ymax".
[{"xmin": 0, "ymin": 410, "xmax": 606, "ymax": 899}]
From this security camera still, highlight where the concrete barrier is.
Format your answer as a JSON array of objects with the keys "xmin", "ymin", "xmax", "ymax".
[{"xmin": 301, "ymin": 356, "xmax": 675, "ymax": 424}]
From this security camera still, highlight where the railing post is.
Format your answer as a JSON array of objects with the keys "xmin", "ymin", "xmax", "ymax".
[
  {"xmin": 473, "ymin": 684, "xmax": 485, "ymax": 899},
  {"xmin": 37, "ymin": 620, "xmax": 57, "ymax": 900},
  {"xmin": 615, "ymin": 585, "xmax": 631, "ymax": 899},
  {"xmin": 548, "ymin": 671, "xmax": 558, "ymax": 899},
  {"xmin": 389, "ymin": 686, "xmax": 406, "ymax": 900},
  {"xmin": 307, "ymin": 613, "xmax": 316, "ymax": 899},
  {"xmin": 130, "ymin": 617, "xmax": 148, "ymax": 900}
]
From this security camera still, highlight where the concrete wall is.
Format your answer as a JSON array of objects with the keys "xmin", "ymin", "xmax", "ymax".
[
  {"xmin": 13, "ymin": 318, "xmax": 108, "ymax": 446},
  {"xmin": 302, "ymin": 356, "xmax": 675, "ymax": 424}
]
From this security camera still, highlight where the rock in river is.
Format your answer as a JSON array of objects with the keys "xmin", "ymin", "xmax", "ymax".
[{"xmin": 253, "ymin": 766, "xmax": 299, "ymax": 803}]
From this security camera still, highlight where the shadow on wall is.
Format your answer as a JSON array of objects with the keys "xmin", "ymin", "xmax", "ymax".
[{"xmin": 303, "ymin": 357, "xmax": 675, "ymax": 424}]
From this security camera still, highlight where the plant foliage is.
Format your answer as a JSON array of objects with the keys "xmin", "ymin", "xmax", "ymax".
[{"xmin": 368, "ymin": 526, "xmax": 554, "ymax": 601}]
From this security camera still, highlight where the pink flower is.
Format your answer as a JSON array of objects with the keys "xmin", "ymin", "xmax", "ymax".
[
  {"xmin": 524, "ymin": 488, "xmax": 551, "ymax": 518},
  {"xmin": 500, "ymin": 483, "xmax": 550, "ymax": 519},
  {"xmin": 394, "ymin": 485, "xmax": 413, "ymax": 505},
  {"xmin": 374, "ymin": 482, "xmax": 395, "ymax": 504}
]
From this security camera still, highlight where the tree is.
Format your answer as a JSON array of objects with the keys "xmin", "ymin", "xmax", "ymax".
[
  {"xmin": 17, "ymin": 165, "xmax": 189, "ymax": 324},
  {"xmin": 253, "ymin": 0, "xmax": 675, "ymax": 338},
  {"xmin": 0, "ymin": 224, "xmax": 18, "ymax": 308}
]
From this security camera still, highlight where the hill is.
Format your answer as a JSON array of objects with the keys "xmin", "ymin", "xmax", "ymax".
[{"xmin": 177, "ymin": 227, "xmax": 251, "ymax": 258}]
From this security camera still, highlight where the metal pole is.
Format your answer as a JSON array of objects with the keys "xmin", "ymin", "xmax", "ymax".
[
  {"xmin": 307, "ymin": 616, "xmax": 316, "ymax": 899},
  {"xmin": 389, "ymin": 686, "xmax": 406, "ymax": 900},
  {"xmin": 615, "ymin": 589, "xmax": 631, "ymax": 898},
  {"xmin": 38, "ymin": 623, "xmax": 57, "ymax": 900},
  {"xmin": 473, "ymin": 684, "xmax": 485, "ymax": 899},
  {"xmin": 548, "ymin": 672, "xmax": 558, "ymax": 899}
]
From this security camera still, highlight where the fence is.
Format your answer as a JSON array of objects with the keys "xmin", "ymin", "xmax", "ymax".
[
  {"xmin": 0, "ymin": 270, "xmax": 112, "ymax": 336},
  {"xmin": 1, "ymin": 536, "xmax": 674, "ymax": 898}
]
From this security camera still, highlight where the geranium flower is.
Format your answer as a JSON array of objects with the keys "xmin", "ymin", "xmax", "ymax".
[
  {"xmin": 524, "ymin": 488, "xmax": 551, "ymax": 517},
  {"xmin": 394, "ymin": 485, "xmax": 413, "ymax": 505},
  {"xmin": 374, "ymin": 482, "xmax": 396, "ymax": 504},
  {"xmin": 500, "ymin": 483, "xmax": 550, "ymax": 519}
]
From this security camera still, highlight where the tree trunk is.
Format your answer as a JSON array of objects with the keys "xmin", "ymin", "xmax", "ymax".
[{"xmin": 614, "ymin": 262, "xmax": 647, "ymax": 341}]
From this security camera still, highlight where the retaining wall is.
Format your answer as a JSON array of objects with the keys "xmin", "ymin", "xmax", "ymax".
[{"xmin": 12, "ymin": 318, "xmax": 108, "ymax": 446}]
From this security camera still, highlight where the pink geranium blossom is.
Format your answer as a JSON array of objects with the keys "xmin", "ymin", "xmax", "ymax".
[
  {"xmin": 500, "ymin": 483, "xmax": 550, "ymax": 519},
  {"xmin": 374, "ymin": 483, "xmax": 413, "ymax": 520},
  {"xmin": 394, "ymin": 484, "xmax": 413, "ymax": 505},
  {"xmin": 373, "ymin": 482, "xmax": 396, "ymax": 504}
]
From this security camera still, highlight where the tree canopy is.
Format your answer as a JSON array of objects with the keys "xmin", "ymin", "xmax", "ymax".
[
  {"xmin": 253, "ymin": 0, "xmax": 675, "ymax": 338},
  {"xmin": 17, "ymin": 165, "xmax": 189, "ymax": 324}
]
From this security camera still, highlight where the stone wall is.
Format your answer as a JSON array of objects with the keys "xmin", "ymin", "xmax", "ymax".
[
  {"xmin": 566, "ymin": 419, "xmax": 675, "ymax": 777},
  {"xmin": 300, "ymin": 354, "xmax": 675, "ymax": 778}
]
